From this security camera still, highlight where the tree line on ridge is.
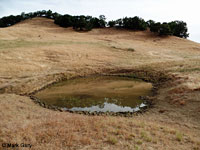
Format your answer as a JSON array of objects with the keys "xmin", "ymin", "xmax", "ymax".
[{"xmin": 0, "ymin": 10, "xmax": 189, "ymax": 38}]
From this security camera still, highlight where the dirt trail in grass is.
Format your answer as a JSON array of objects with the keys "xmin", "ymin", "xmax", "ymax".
[{"xmin": 0, "ymin": 17, "xmax": 200, "ymax": 150}]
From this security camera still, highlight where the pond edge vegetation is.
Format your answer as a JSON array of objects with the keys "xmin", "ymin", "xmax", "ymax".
[{"xmin": 0, "ymin": 10, "xmax": 189, "ymax": 38}]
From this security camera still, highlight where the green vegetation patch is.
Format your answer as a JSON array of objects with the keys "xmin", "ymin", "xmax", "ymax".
[
  {"xmin": 0, "ymin": 39, "xmax": 106, "ymax": 50},
  {"xmin": 107, "ymin": 136, "xmax": 118, "ymax": 145},
  {"xmin": 178, "ymin": 67, "xmax": 200, "ymax": 73},
  {"xmin": 175, "ymin": 132, "xmax": 183, "ymax": 142},
  {"xmin": 0, "ymin": 39, "xmax": 54, "ymax": 49}
]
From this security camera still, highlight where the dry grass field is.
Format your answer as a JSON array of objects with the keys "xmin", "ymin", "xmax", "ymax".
[{"xmin": 0, "ymin": 17, "xmax": 200, "ymax": 150}]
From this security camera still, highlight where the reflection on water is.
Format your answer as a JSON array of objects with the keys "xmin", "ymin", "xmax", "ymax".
[
  {"xmin": 34, "ymin": 76, "xmax": 152, "ymax": 112},
  {"xmin": 66, "ymin": 102, "xmax": 147, "ymax": 113}
]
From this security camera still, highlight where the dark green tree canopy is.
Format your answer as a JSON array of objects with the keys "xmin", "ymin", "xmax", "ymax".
[
  {"xmin": 168, "ymin": 21, "xmax": 189, "ymax": 38},
  {"xmin": 108, "ymin": 21, "xmax": 116, "ymax": 27},
  {"xmin": 146, "ymin": 20, "xmax": 155, "ymax": 28},
  {"xmin": 149, "ymin": 22, "xmax": 161, "ymax": 33},
  {"xmin": 149, "ymin": 21, "xmax": 189, "ymax": 38},
  {"xmin": 159, "ymin": 23, "xmax": 172, "ymax": 36},
  {"xmin": 72, "ymin": 15, "xmax": 93, "ymax": 31},
  {"xmin": 99, "ymin": 15, "xmax": 106, "ymax": 28},
  {"xmin": 0, "ymin": 10, "xmax": 189, "ymax": 38},
  {"xmin": 54, "ymin": 14, "xmax": 73, "ymax": 28},
  {"xmin": 122, "ymin": 16, "xmax": 147, "ymax": 30}
]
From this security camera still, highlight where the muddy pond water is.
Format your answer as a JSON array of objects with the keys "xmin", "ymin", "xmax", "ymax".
[{"xmin": 34, "ymin": 76, "xmax": 152, "ymax": 113}]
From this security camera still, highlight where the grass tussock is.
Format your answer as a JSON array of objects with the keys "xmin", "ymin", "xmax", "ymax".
[{"xmin": 111, "ymin": 46, "xmax": 135, "ymax": 52}]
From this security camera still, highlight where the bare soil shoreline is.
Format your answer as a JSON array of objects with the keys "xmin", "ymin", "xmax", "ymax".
[{"xmin": 27, "ymin": 68, "xmax": 172, "ymax": 116}]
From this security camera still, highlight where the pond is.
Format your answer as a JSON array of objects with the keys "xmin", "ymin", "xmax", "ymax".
[{"xmin": 34, "ymin": 76, "xmax": 152, "ymax": 113}]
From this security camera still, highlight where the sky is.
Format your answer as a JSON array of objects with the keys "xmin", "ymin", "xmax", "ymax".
[{"xmin": 0, "ymin": 0, "xmax": 200, "ymax": 43}]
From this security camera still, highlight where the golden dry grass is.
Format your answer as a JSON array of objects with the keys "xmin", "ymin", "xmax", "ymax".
[{"xmin": 0, "ymin": 17, "xmax": 200, "ymax": 150}]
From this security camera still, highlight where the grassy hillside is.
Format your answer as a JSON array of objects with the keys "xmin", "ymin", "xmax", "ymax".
[{"xmin": 0, "ymin": 17, "xmax": 200, "ymax": 150}]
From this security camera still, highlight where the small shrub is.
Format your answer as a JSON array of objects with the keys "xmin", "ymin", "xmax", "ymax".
[
  {"xmin": 107, "ymin": 136, "xmax": 118, "ymax": 145},
  {"xmin": 135, "ymin": 145, "xmax": 140, "ymax": 150},
  {"xmin": 127, "ymin": 48, "xmax": 135, "ymax": 52},
  {"xmin": 136, "ymin": 140, "xmax": 143, "ymax": 145},
  {"xmin": 141, "ymin": 131, "xmax": 152, "ymax": 142},
  {"xmin": 176, "ymin": 132, "xmax": 183, "ymax": 142}
]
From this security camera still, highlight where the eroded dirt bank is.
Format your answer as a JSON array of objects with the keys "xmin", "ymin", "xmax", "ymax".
[{"xmin": 0, "ymin": 17, "xmax": 200, "ymax": 150}]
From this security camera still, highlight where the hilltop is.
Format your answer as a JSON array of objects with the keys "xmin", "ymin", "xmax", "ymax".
[
  {"xmin": 0, "ymin": 10, "xmax": 189, "ymax": 38},
  {"xmin": 0, "ymin": 17, "xmax": 200, "ymax": 150}
]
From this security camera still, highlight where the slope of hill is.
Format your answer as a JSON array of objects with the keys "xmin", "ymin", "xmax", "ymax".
[{"xmin": 0, "ymin": 17, "xmax": 200, "ymax": 150}]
